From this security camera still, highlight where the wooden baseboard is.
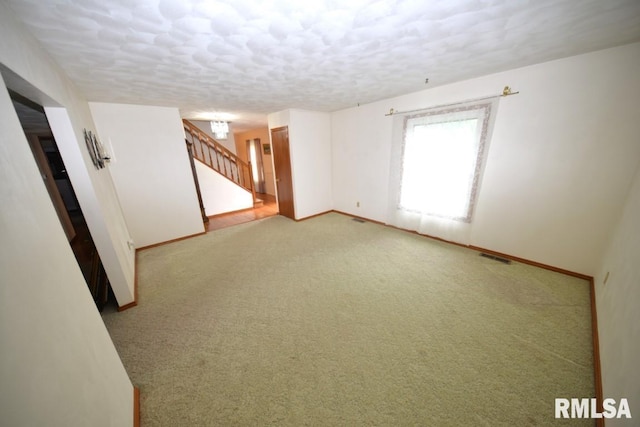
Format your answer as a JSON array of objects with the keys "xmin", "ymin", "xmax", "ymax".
[
  {"xmin": 295, "ymin": 210, "xmax": 334, "ymax": 222},
  {"xmin": 117, "ymin": 250, "xmax": 139, "ymax": 312},
  {"xmin": 119, "ymin": 230, "xmax": 210, "ymax": 311},
  {"xmin": 123, "ymin": 208, "xmax": 604, "ymax": 419},
  {"xmin": 467, "ymin": 245, "xmax": 592, "ymax": 281},
  {"xmin": 117, "ymin": 300, "xmax": 137, "ymax": 312},
  {"xmin": 137, "ymin": 231, "xmax": 207, "ymax": 251},
  {"xmin": 326, "ymin": 209, "xmax": 604, "ymax": 416},
  {"xmin": 133, "ymin": 386, "xmax": 140, "ymax": 427},
  {"xmin": 590, "ymin": 277, "xmax": 605, "ymax": 427}
]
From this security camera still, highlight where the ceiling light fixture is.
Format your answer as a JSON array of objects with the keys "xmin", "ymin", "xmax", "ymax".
[{"xmin": 210, "ymin": 120, "xmax": 229, "ymax": 139}]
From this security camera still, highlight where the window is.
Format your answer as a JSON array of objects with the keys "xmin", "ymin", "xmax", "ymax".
[{"xmin": 398, "ymin": 103, "xmax": 493, "ymax": 223}]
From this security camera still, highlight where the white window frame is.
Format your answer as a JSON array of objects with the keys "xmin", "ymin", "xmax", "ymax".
[{"xmin": 398, "ymin": 102, "xmax": 494, "ymax": 223}]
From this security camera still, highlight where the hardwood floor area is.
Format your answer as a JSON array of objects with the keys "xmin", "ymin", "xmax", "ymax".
[{"xmin": 206, "ymin": 193, "xmax": 279, "ymax": 232}]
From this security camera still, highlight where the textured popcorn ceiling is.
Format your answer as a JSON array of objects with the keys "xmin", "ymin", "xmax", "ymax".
[{"xmin": 6, "ymin": 0, "xmax": 640, "ymax": 131}]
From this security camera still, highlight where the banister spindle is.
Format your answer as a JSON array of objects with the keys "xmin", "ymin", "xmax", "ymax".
[{"xmin": 182, "ymin": 119, "xmax": 255, "ymax": 198}]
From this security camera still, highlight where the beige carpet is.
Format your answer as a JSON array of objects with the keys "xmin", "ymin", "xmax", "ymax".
[{"xmin": 102, "ymin": 212, "xmax": 595, "ymax": 426}]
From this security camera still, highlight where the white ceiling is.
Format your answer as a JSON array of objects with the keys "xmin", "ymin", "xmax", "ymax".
[{"xmin": 5, "ymin": 0, "xmax": 640, "ymax": 132}]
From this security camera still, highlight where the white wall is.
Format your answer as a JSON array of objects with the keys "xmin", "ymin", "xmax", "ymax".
[
  {"xmin": 262, "ymin": 147, "xmax": 276, "ymax": 196},
  {"xmin": 195, "ymin": 160, "xmax": 253, "ymax": 216},
  {"xmin": 0, "ymin": 3, "xmax": 133, "ymax": 425},
  {"xmin": 331, "ymin": 42, "xmax": 640, "ymax": 276},
  {"xmin": 46, "ymin": 107, "xmax": 135, "ymax": 306},
  {"xmin": 594, "ymin": 164, "xmax": 640, "ymax": 424},
  {"xmin": 332, "ymin": 104, "xmax": 392, "ymax": 222},
  {"xmin": 90, "ymin": 102, "xmax": 205, "ymax": 248},
  {"xmin": 268, "ymin": 109, "xmax": 333, "ymax": 220},
  {"xmin": 289, "ymin": 110, "xmax": 333, "ymax": 219},
  {"xmin": 0, "ymin": 12, "xmax": 135, "ymax": 308}
]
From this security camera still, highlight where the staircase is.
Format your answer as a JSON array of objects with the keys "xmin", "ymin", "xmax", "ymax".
[{"xmin": 183, "ymin": 119, "xmax": 261, "ymax": 207}]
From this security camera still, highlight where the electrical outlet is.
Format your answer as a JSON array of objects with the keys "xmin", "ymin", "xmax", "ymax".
[{"xmin": 356, "ymin": 201, "xmax": 360, "ymax": 207}]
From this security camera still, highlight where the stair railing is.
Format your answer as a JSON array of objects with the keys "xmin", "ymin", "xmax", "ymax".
[{"xmin": 183, "ymin": 119, "xmax": 256, "ymax": 203}]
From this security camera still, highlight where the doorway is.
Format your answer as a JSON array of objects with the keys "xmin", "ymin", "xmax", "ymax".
[
  {"xmin": 270, "ymin": 126, "xmax": 295, "ymax": 220},
  {"xmin": 10, "ymin": 92, "xmax": 112, "ymax": 311}
]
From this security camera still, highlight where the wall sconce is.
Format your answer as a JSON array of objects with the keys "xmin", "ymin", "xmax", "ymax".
[{"xmin": 210, "ymin": 120, "xmax": 229, "ymax": 139}]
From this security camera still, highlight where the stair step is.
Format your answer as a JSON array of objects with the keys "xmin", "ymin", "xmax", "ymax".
[{"xmin": 254, "ymin": 199, "xmax": 264, "ymax": 208}]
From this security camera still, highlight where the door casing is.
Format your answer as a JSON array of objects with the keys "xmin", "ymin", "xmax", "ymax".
[{"xmin": 270, "ymin": 126, "xmax": 295, "ymax": 220}]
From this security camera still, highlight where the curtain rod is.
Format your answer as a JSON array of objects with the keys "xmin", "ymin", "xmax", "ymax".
[{"xmin": 384, "ymin": 86, "xmax": 519, "ymax": 117}]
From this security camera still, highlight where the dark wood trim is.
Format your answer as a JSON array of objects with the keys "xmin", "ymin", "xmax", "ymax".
[
  {"xmin": 117, "ymin": 299, "xmax": 137, "ymax": 312},
  {"xmin": 294, "ymin": 210, "xmax": 334, "ymax": 222},
  {"xmin": 388, "ymin": 223, "xmax": 471, "ymax": 247},
  {"xmin": 133, "ymin": 386, "xmax": 140, "ymax": 427},
  {"xmin": 327, "ymin": 210, "xmax": 604, "ymax": 416},
  {"xmin": 136, "ymin": 231, "xmax": 207, "ymax": 251},
  {"xmin": 117, "ymin": 301, "xmax": 137, "ymax": 312},
  {"xmin": 332, "ymin": 211, "xmax": 476, "ymax": 250},
  {"xmin": 332, "ymin": 212, "xmax": 486, "ymax": 250},
  {"xmin": 590, "ymin": 277, "xmax": 604, "ymax": 427},
  {"xmin": 135, "ymin": 249, "xmax": 139, "ymax": 303},
  {"xmin": 122, "ymin": 207, "xmax": 605, "ymax": 422},
  {"xmin": 26, "ymin": 134, "xmax": 77, "ymax": 242},
  {"xmin": 120, "ymin": 231, "xmax": 207, "ymax": 309},
  {"xmin": 270, "ymin": 126, "xmax": 295, "ymax": 220},
  {"xmin": 118, "ymin": 251, "xmax": 140, "ymax": 312},
  {"xmin": 467, "ymin": 245, "xmax": 592, "ymax": 280},
  {"xmin": 330, "ymin": 211, "xmax": 591, "ymax": 279}
]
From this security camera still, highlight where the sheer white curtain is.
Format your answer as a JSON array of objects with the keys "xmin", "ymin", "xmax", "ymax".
[{"xmin": 386, "ymin": 100, "xmax": 498, "ymax": 245}]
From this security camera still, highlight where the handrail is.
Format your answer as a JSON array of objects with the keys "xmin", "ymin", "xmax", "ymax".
[
  {"xmin": 182, "ymin": 119, "xmax": 256, "ymax": 201},
  {"xmin": 183, "ymin": 119, "xmax": 238, "ymax": 164}
]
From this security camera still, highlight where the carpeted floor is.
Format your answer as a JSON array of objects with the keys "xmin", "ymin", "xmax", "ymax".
[{"xmin": 102, "ymin": 212, "xmax": 595, "ymax": 426}]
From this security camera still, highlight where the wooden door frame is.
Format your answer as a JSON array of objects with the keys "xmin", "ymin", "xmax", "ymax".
[
  {"xmin": 27, "ymin": 133, "xmax": 77, "ymax": 241},
  {"xmin": 270, "ymin": 126, "xmax": 295, "ymax": 220}
]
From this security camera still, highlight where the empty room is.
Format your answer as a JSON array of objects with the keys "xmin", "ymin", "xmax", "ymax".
[{"xmin": 1, "ymin": 1, "xmax": 639, "ymax": 426}]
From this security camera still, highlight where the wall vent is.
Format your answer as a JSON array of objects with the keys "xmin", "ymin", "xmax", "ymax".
[{"xmin": 480, "ymin": 253, "xmax": 511, "ymax": 264}]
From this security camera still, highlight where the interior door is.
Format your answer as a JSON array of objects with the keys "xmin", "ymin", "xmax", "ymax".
[{"xmin": 270, "ymin": 126, "xmax": 295, "ymax": 220}]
